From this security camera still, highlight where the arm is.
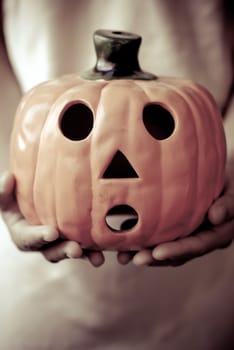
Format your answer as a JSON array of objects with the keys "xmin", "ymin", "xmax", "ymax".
[{"xmin": 0, "ymin": 4, "xmax": 21, "ymax": 174}]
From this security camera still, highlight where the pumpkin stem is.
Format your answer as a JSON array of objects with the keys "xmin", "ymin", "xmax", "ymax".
[{"xmin": 82, "ymin": 30, "xmax": 157, "ymax": 80}]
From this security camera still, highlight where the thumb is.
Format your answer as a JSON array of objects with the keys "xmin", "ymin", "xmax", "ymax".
[
  {"xmin": 0, "ymin": 172, "xmax": 15, "ymax": 210},
  {"xmin": 208, "ymin": 192, "xmax": 234, "ymax": 225}
]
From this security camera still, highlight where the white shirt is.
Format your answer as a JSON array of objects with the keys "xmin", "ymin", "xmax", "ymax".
[{"xmin": 0, "ymin": 1, "xmax": 233, "ymax": 349}]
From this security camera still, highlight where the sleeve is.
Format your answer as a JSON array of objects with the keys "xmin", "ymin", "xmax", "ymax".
[
  {"xmin": 223, "ymin": 1, "xmax": 234, "ymax": 163},
  {"xmin": 0, "ymin": 0, "xmax": 21, "ymax": 172}
]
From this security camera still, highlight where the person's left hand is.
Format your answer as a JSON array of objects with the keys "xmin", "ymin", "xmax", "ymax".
[
  {"xmin": 0, "ymin": 172, "xmax": 105, "ymax": 267},
  {"xmin": 117, "ymin": 165, "xmax": 234, "ymax": 267}
]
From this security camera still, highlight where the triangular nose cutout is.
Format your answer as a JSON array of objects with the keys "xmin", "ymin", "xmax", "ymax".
[{"xmin": 103, "ymin": 151, "xmax": 139, "ymax": 179}]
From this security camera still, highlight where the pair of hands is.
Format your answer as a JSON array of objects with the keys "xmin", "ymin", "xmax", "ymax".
[{"xmin": 1, "ymin": 170, "xmax": 234, "ymax": 267}]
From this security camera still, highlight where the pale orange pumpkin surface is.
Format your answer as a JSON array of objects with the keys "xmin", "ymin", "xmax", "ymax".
[{"xmin": 10, "ymin": 30, "xmax": 226, "ymax": 250}]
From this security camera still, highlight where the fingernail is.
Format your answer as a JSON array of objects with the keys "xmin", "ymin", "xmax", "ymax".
[
  {"xmin": 152, "ymin": 249, "xmax": 168, "ymax": 261},
  {"xmin": 65, "ymin": 243, "xmax": 83, "ymax": 259},
  {"xmin": 42, "ymin": 227, "xmax": 59, "ymax": 242},
  {"xmin": 132, "ymin": 255, "xmax": 149, "ymax": 266}
]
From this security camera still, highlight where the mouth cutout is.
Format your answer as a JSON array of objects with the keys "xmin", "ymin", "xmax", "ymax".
[{"xmin": 105, "ymin": 205, "xmax": 138, "ymax": 232}]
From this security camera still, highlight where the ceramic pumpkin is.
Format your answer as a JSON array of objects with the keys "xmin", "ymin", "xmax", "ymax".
[{"xmin": 10, "ymin": 30, "xmax": 226, "ymax": 250}]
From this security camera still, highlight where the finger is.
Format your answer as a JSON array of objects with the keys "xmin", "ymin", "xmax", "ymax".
[
  {"xmin": 118, "ymin": 250, "xmax": 177, "ymax": 267},
  {"xmin": 152, "ymin": 220, "xmax": 234, "ymax": 261},
  {"xmin": 131, "ymin": 250, "xmax": 183, "ymax": 267},
  {"xmin": 85, "ymin": 250, "xmax": 105, "ymax": 267},
  {"xmin": 1, "ymin": 192, "xmax": 60, "ymax": 250},
  {"xmin": 132, "ymin": 249, "xmax": 154, "ymax": 266},
  {"xmin": 4, "ymin": 214, "xmax": 59, "ymax": 251},
  {"xmin": 42, "ymin": 241, "xmax": 83, "ymax": 263},
  {"xmin": 208, "ymin": 194, "xmax": 234, "ymax": 225},
  {"xmin": 0, "ymin": 172, "xmax": 15, "ymax": 209},
  {"xmin": 117, "ymin": 251, "xmax": 136, "ymax": 265}
]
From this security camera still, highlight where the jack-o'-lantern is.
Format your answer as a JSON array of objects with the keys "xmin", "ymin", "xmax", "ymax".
[{"xmin": 10, "ymin": 30, "xmax": 226, "ymax": 250}]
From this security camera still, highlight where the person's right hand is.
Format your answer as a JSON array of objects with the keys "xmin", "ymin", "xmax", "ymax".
[{"xmin": 0, "ymin": 172, "xmax": 105, "ymax": 267}]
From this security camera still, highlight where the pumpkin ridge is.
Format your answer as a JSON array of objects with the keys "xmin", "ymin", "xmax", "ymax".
[
  {"xmin": 183, "ymin": 85, "xmax": 221, "ymax": 212},
  {"xmin": 10, "ymin": 97, "xmax": 39, "ymax": 223},
  {"xmin": 134, "ymin": 79, "xmax": 199, "ymax": 240},
  {"xmin": 163, "ymin": 81, "xmax": 220, "ymax": 233},
  {"xmin": 32, "ymin": 79, "xmax": 87, "ymax": 227},
  {"xmin": 129, "ymin": 80, "xmax": 163, "ymax": 243},
  {"xmin": 23, "ymin": 84, "xmax": 63, "ymax": 223},
  {"xmin": 54, "ymin": 80, "xmax": 107, "ymax": 244},
  {"xmin": 165, "ymin": 82, "xmax": 208, "ymax": 234},
  {"xmin": 33, "ymin": 97, "xmax": 60, "ymax": 228},
  {"xmin": 187, "ymin": 83, "xmax": 226, "ymax": 199},
  {"xmin": 32, "ymin": 103, "xmax": 53, "ymax": 223},
  {"xmin": 88, "ymin": 81, "xmax": 109, "ymax": 246},
  {"xmin": 148, "ymin": 79, "xmax": 201, "ymax": 237}
]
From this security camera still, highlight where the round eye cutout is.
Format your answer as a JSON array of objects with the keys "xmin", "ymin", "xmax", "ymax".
[
  {"xmin": 60, "ymin": 103, "xmax": 94, "ymax": 141},
  {"xmin": 143, "ymin": 104, "xmax": 175, "ymax": 140}
]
